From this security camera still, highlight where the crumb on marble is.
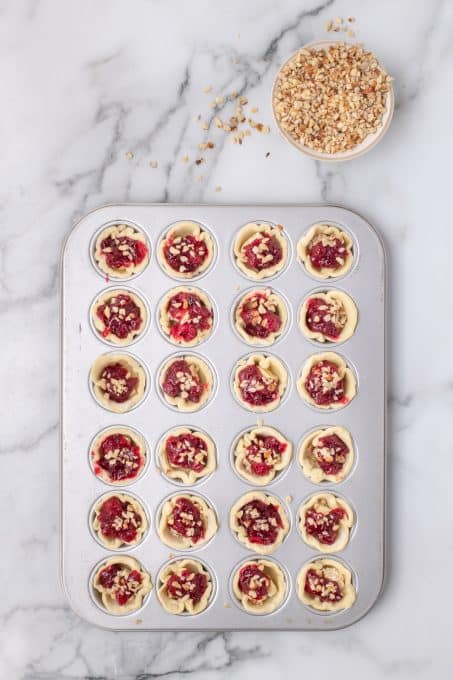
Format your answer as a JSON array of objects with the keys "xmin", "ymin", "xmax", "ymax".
[
  {"xmin": 215, "ymin": 185, "xmax": 222, "ymax": 192},
  {"xmin": 149, "ymin": 160, "xmax": 158, "ymax": 168},
  {"xmin": 125, "ymin": 151, "xmax": 134, "ymax": 160},
  {"xmin": 203, "ymin": 85, "xmax": 212, "ymax": 93},
  {"xmin": 196, "ymin": 174, "xmax": 204, "ymax": 182},
  {"xmin": 181, "ymin": 154, "xmax": 189, "ymax": 163}
]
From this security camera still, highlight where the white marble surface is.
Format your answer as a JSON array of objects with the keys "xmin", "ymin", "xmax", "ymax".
[{"xmin": 1, "ymin": 0, "xmax": 452, "ymax": 678}]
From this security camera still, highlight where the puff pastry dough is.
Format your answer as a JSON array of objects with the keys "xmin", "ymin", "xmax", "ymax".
[
  {"xmin": 232, "ymin": 559, "xmax": 286, "ymax": 614},
  {"xmin": 157, "ymin": 559, "xmax": 213, "ymax": 615},
  {"xmin": 93, "ymin": 555, "xmax": 152, "ymax": 615},
  {"xmin": 94, "ymin": 224, "xmax": 149, "ymax": 278},
  {"xmin": 297, "ymin": 558, "xmax": 356, "ymax": 612},
  {"xmin": 233, "ymin": 354, "xmax": 287, "ymax": 412},
  {"xmin": 234, "ymin": 288, "xmax": 288, "ymax": 345},
  {"xmin": 159, "ymin": 355, "xmax": 213, "ymax": 412},
  {"xmin": 92, "ymin": 288, "xmax": 148, "ymax": 345},
  {"xmin": 230, "ymin": 491, "xmax": 289, "ymax": 554},
  {"xmin": 299, "ymin": 493, "xmax": 354, "ymax": 553},
  {"xmin": 234, "ymin": 425, "xmax": 292, "ymax": 485},
  {"xmin": 158, "ymin": 426, "xmax": 216, "ymax": 484},
  {"xmin": 300, "ymin": 290, "xmax": 357, "ymax": 343},
  {"xmin": 299, "ymin": 426, "xmax": 354, "ymax": 484},
  {"xmin": 158, "ymin": 493, "xmax": 218, "ymax": 549},
  {"xmin": 90, "ymin": 353, "xmax": 147, "ymax": 413},
  {"xmin": 298, "ymin": 224, "xmax": 353, "ymax": 279},
  {"xmin": 92, "ymin": 492, "xmax": 148, "ymax": 549},
  {"xmin": 159, "ymin": 286, "xmax": 214, "ymax": 347},
  {"xmin": 234, "ymin": 222, "xmax": 288, "ymax": 279},
  {"xmin": 158, "ymin": 221, "xmax": 214, "ymax": 279},
  {"xmin": 297, "ymin": 352, "xmax": 356, "ymax": 410}
]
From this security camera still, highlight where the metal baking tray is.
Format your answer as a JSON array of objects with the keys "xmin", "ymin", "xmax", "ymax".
[{"xmin": 60, "ymin": 203, "xmax": 386, "ymax": 630}]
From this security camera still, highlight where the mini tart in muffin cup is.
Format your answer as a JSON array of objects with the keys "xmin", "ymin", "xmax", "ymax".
[
  {"xmin": 298, "ymin": 224, "xmax": 353, "ymax": 279},
  {"xmin": 232, "ymin": 558, "xmax": 287, "ymax": 614},
  {"xmin": 93, "ymin": 223, "xmax": 149, "ymax": 279},
  {"xmin": 233, "ymin": 353, "xmax": 288, "ymax": 413},
  {"xmin": 233, "ymin": 425, "xmax": 292, "ymax": 486},
  {"xmin": 158, "ymin": 426, "xmax": 217, "ymax": 485},
  {"xmin": 90, "ymin": 353, "xmax": 147, "ymax": 413},
  {"xmin": 297, "ymin": 352, "xmax": 356, "ymax": 410},
  {"xmin": 92, "ymin": 555, "xmax": 152, "ymax": 615},
  {"xmin": 91, "ymin": 288, "xmax": 148, "ymax": 346},
  {"xmin": 157, "ymin": 558, "xmax": 213, "ymax": 615},
  {"xmin": 233, "ymin": 222, "xmax": 288, "ymax": 280},
  {"xmin": 298, "ymin": 492, "xmax": 354, "ymax": 553},
  {"xmin": 158, "ymin": 493, "xmax": 218, "ymax": 550},
  {"xmin": 91, "ymin": 492, "xmax": 148, "ymax": 550},
  {"xmin": 90, "ymin": 426, "xmax": 147, "ymax": 486},
  {"xmin": 299, "ymin": 426, "xmax": 354, "ymax": 484},
  {"xmin": 234, "ymin": 288, "xmax": 288, "ymax": 346},
  {"xmin": 297, "ymin": 558, "xmax": 356, "ymax": 613},
  {"xmin": 158, "ymin": 221, "xmax": 215, "ymax": 280},
  {"xmin": 229, "ymin": 491, "xmax": 290, "ymax": 555},
  {"xmin": 300, "ymin": 290, "xmax": 357, "ymax": 344},
  {"xmin": 158, "ymin": 354, "xmax": 214, "ymax": 412},
  {"xmin": 158, "ymin": 286, "xmax": 214, "ymax": 347}
]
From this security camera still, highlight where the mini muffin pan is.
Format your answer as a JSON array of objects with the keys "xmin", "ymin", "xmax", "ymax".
[{"xmin": 61, "ymin": 203, "xmax": 386, "ymax": 630}]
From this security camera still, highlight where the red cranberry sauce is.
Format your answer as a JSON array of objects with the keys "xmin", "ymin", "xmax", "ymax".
[
  {"xmin": 167, "ymin": 497, "xmax": 205, "ymax": 543},
  {"xmin": 163, "ymin": 234, "xmax": 208, "ymax": 274},
  {"xmin": 240, "ymin": 292, "xmax": 281, "ymax": 339},
  {"xmin": 305, "ymin": 297, "xmax": 346, "ymax": 340},
  {"xmin": 245, "ymin": 436, "xmax": 287, "ymax": 476},
  {"xmin": 97, "ymin": 496, "xmax": 142, "ymax": 544},
  {"xmin": 242, "ymin": 233, "xmax": 283, "ymax": 271},
  {"xmin": 166, "ymin": 568, "xmax": 208, "ymax": 604},
  {"xmin": 167, "ymin": 291, "xmax": 212, "ymax": 343},
  {"xmin": 238, "ymin": 563, "xmax": 270, "ymax": 602},
  {"xmin": 304, "ymin": 568, "xmax": 343, "ymax": 603},
  {"xmin": 161, "ymin": 359, "xmax": 203, "ymax": 403},
  {"xmin": 99, "ymin": 233, "xmax": 148, "ymax": 271},
  {"xmin": 100, "ymin": 362, "xmax": 139, "ymax": 403},
  {"xmin": 93, "ymin": 433, "xmax": 142, "ymax": 482},
  {"xmin": 313, "ymin": 434, "xmax": 349, "ymax": 476},
  {"xmin": 304, "ymin": 360, "xmax": 346, "ymax": 406},
  {"xmin": 304, "ymin": 506, "xmax": 346, "ymax": 545},
  {"xmin": 238, "ymin": 364, "xmax": 279, "ymax": 407},
  {"xmin": 165, "ymin": 433, "xmax": 208, "ymax": 473},
  {"xmin": 307, "ymin": 232, "xmax": 348, "ymax": 271},
  {"xmin": 237, "ymin": 499, "xmax": 283, "ymax": 546},
  {"xmin": 98, "ymin": 563, "xmax": 143, "ymax": 606},
  {"xmin": 96, "ymin": 293, "xmax": 143, "ymax": 340}
]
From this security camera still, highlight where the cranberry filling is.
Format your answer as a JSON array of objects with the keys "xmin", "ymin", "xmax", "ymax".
[
  {"xmin": 97, "ymin": 496, "xmax": 142, "ymax": 544},
  {"xmin": 93, "ymin": 433, "xmax": 142, "ymax": 482},
  {"xmin": 99, "ymin": 234, "xmax": 148, "ymax": 271},
  {"xmin": 165, "ymin": 433, "xmax": 208, "ymax": 473},
  {"xmin": 304, "ymin": 359, "xmax": 346, "ymax": 406},
  {"xmin": 166, "ymin": 569, "xmax": 208, "ymax": 604},
  {"xmin": 96, "ymin": 293, "xmax": 143, "ymax": 340},
  {"xmin": 98, "ymin": 564, "xmax": 143, "ymax": 606},
  {"xmin": 163, "ymin": 234, "xmax": 208, "ymax": 274},
  {"xmin": 304, "ymin": 568, "xmax": 342, "ymax": 603},
  {"xmin": 305, "ymin": 297, "xmax": 345, "ymax": 340},
  {"xmin": 238, "ymin": 563, "xmax": 270, "ymax": 602},
  {"xmin": 237, "ymin": 499, "xmax": 283, "ymax": 546},
  {"xmin": 167, "ymin": 497, "xmax": 205, "ymax": 543},
  {"xmin": 100, "ymin": 362, "xmax": 139, "ymax": 403},
  {"xmin": 238, "ymin": 364, "xmax": 279, "ymax": 407},
  {"xmin": 240, "ymin": 293, "xmax": 281, "ymax": 339},
  {"xmin": 307, "ymin": 234, "xmax": 348, "ymax": 271},
  {"xmin": 242, "ymin": 235, "xmax": 283, "ymax": 271},
  {"xmin": 313, "ymin": 434, "xmax": 349, "ymax": 476},
  {"xmin": 245, "ymin": 436, "xmax": 287, "ymax": 476},
  {"xmin": 167, "ymin": 292, "xmax": 212, "ymax": 343},
  {"xmin": 304, "ymin": 506, "xmax": 346, "ymax": 545},
  {"xmin": 161, "ymin": 359, "xmax": 203, "ymax": 403}
]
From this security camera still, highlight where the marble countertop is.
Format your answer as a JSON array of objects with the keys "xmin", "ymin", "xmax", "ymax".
[{"xmin": 1, "ymin": 0, "xmax": 452, "ymax": 678}]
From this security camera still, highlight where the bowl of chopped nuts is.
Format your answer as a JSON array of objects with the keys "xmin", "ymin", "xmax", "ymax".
[{"xmin": 272, "ymin": 41, "xmax": 394, "ymax": 161}]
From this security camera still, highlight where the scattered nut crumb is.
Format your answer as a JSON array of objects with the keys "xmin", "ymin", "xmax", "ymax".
[
  {"xmin": 134, "ymin": 618, "xmax": 143, "ymax": 624},
  {"xmin": 215, "ymin": 96, "xmax": 225, "ymax": 105},
  {"xmin": 215, "ymin": 185, "xmax": 222, "ymax": 192},
  {"xmin": 181, "ymin": 154, "xmax": 189, "ymax": 163},
  {"xmin": 149, "ymin": 160, "xmax": 158, "ymax": 168},
  {"xmin": 196, "ymin": 174, "xmax": 203, "ymax": 182},
  {"xmin": 286, "ymin": 495, "xmax": 293, "ymax": 503},
  {"xmin": 250, "ymin": 106, "xmax": 259, "ymax": 113},
  {"xmin": 325, "ymin": 20, "xmax": 332, "ymax": 32},
  {"xmin": 203, "ymin": 85, "xmax": 212, "ymax": 93},
  {"xmin": 124, "ymin": 151, "xmax": 134, "ymax": 160},
  {"xmin": 335, "ymin": 16, "xmax": 342, "ymax": 24},
  {"xmin": 195, "ymin": 158, "xmax": 205, "ymax": 165},
  {"xmin": 201, "ymin": 121, "xmax": 209, "ymax": 130},
  {"xmin": 224, "ymin": 602, "xmax": 232, "ymax": 608},
  {"xmin": 348, "ymin": 16, "xmax": 355, "ymax": 22}
]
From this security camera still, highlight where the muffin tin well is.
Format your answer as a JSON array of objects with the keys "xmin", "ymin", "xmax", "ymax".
[{"xmin": 61, "ymin": 203, "xmax": 385, "ymax": 630}]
